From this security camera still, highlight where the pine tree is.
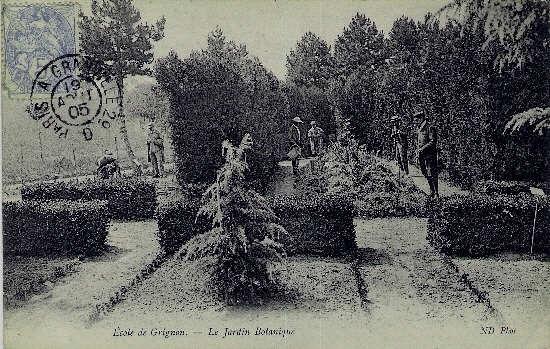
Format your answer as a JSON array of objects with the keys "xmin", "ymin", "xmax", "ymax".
[
  {"xmin": 333, "ymin": 13, "xmax": 385, "ymax": 78},
  {"xmin": 182, "ymin": 133, "xmax": 286, "ymax": 305},
  {"xmin": 286, "ymin": 32, "xmax": 333, "ymax": 90},
  {"xmin": 78, "ymin": 0, "xmax": 165, "ymax": 172}
]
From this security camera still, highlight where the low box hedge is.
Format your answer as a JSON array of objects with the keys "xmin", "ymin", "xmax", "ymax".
[
  {"xmin": 155, "ymin": 199, "xmax": 211, "ymax": 254},
  {"xmin": 21, "ymin": 177, "xmax": 156, "ymax": 220},
  {"xmin": 427, "ymin": 193, "xmax": 550, "ymax": 256},
  {"xmin": 355, "ymin": 192, "xmax": 427, "ymax": 219},
  {"xmin": 269, "ymin": 194, "xmax": 357, "ymax": 257},
  {"xmin": 473, "ymin": 180, "xmax": 532, "ymax": 195},
  {"xmin": 3, "ymin": 200, "xmax": 110, "ymax": 256}
]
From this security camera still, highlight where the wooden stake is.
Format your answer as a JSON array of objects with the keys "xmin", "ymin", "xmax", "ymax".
[{"xmin": 530, "ymin": 202, "xmax": 538, "ymax": 255}]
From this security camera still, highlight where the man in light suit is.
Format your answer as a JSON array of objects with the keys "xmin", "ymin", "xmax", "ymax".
[{"xmin": 147, "ymin": 123, "xmax": 164, "ymax": 178}]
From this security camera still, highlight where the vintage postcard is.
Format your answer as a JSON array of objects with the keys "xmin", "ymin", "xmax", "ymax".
[{"xmin": 2, "ymin": 0, "xmax": 549, "ymax": 348}]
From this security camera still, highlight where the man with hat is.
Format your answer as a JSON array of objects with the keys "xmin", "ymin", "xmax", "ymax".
[
  {"xmin": 147, "ymin": 122, "xmax": 165, "ymax": 178},
  {"xmin": 308, "ymin": 120, "xmax": 325, "ymax": 157},
  {"xmin": 288, "ymin": 117, "xmax": 303, "ymax": 175},
  {"xmin": 414, "ymin": 110, "xmax": 438, "ymax": 198},
  {"xmin": 97, "ymin": 149, "xmax": 120, "ymax": 179},
  {"xmin": 390, "ymin": 115, "xmax": 409, "ymax": 175}
]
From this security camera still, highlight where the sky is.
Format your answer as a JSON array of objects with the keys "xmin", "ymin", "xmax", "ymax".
[{"xmin": 133, "ymin": 0, "xmax": 451, "ymax": 80}]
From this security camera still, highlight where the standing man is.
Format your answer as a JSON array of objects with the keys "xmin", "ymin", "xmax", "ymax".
[
  {"xmin": 147, "ymin": 122, "xmax": 164, "ymax": 178},
  {"xmin": 390, "ymin": 115, "xmax": 409, "ymax": 175},
  {"xmin": 414, "ymin": 110, "xmax": 438, "ymax": 198},
  {"xmin": 288, "ymin": 117, "xmax": 303, "ymax": 175},
  {"xmin": 308, "ymin": 120, "xmax": 325, "ymax": 157}
]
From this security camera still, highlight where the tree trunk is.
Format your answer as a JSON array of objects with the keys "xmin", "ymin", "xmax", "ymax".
[{"xmin": 116, "ymin": 74, "xmax": 141, "ymax": 176}]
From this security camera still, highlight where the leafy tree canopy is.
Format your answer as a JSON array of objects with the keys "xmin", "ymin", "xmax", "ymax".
[
  {"xmin": 436, "ymin": 0, "xmax": 550, "ymax": 70},
  {"xmin": 125, "ymin": 82, "xmax": 170, "ymax": 126},
  {"xmin": 333, "ymin": 13, "xmax": 385, "ymax": 77},
  {"xmin": 286, "ymin": 32, "xmax": 333, "ymax": 90}
]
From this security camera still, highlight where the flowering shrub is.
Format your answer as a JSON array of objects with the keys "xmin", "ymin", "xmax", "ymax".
[
  {"xmin": 299, "ymin": 137, "xmax": 426, "ymax": 218},
  {"xmin": 3, "ymin": 200, "xmax": 110, "ymax": 256}
]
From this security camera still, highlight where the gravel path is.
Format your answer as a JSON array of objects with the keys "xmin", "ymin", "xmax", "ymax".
[{"xmin": 3, "ymin": 220, "xmax": 161, "ymax": 349}]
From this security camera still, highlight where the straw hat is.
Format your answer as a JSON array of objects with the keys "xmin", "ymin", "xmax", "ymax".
[{"xmin": 292, "ymin": 117, "xmax": 303, "ymax": 123}]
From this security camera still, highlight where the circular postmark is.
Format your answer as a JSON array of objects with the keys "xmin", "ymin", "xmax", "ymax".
[
  {"xmin": 50, "ymin": 74, "xmax": 102, "ymax": 126},
  {"xmin": 29, "ymin": 54, "xmax": 119, "ymax": 140}
]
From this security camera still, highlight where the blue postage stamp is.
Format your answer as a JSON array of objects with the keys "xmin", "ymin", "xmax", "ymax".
[{"xmin": 3, "ymin": 4, "xmax": 76, "ymax": 95}]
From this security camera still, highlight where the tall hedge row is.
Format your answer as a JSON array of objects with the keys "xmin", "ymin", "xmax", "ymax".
[
  {"xmin": 427, "ymin": 194, "xmax": 550, "ymax": 256},
  {"xmin": 21, "ymin": 177, "xmax": 157, "ymax": 220},
  {"xmin": 3, "ymin": 200, "xmax": 110, "ymax": 256},
  {"xmin": 155, "ymin": 34, "xmax": 287, "ymax": 192}
]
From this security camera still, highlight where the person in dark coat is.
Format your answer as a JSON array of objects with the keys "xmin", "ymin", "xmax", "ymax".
[
  {"xmin": 97, "ymin": 150, "xmax": 120, "ymax": 179},
  {"xmin": 414, "ymin": 110, "xmax": 438, "ymax": 198},
  {"xmin": 288, "ymin": 116, "xmax": 303, "ymax": 174},
  {"xmin": 390, "ymin": 115, "xmax": 409, "ymax": 175}
]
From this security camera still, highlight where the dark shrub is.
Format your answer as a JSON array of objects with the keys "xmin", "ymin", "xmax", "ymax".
[
  {"xmin": 355, "ymin": 192, "xmax": 427, "ymax": 219},
  {"xmin": 427, "ymin": 194, "xmax": 550, "ymax": 256},
  {"xmin": 3, "ymin": 200, "xmax": 110, "ymax": 256},
  {"xmin": 21, "ymin": 176, "xmax": 156, "ymax": 220},
  {"xmin": 155, "ymin": 40, "xmax": 287, "ymax": 191},
  {"xmin": 155, "ymin": 199, "xmax": 210, "ymax": 254},
  {"xmin": 269, "ymin": 194, "xmax": 356, "ymax": 257},
  {"xmin": 473, "ymin": 180, "xmax": 532, "ymax": 195}
]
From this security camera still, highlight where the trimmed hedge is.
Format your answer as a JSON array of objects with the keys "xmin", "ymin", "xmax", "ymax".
[
  {"xmin": 156, "ymin": 193, "xmax": 357, "ymax": 257},
  {"xmin": 473, "ymin": 180, "xmax": 531, "ymax": 195},
  {"xmin": 3, "ymin": 200, "xmax": 110, "ymax": 256},
  {"xmin": 427, "ymin": 194, "xmax": 550, "ymax": 256},
  {"xmin": 155, "ymin": 199, "xmax": 211, "ymax": 254},
  {"xmin": 269, "ymin": 194, "xmax": 357, "ymax": 257},
  {"xmin": 21, "ymin": 177, "xmax": 156, "ymax": 220},
  {"xmin": 355, "ymin": 192, "xmax": 427, "ymax": 219}
]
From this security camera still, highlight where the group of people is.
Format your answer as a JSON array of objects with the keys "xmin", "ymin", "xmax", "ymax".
[
  {"xmin": 97, "ymin": 111, "xmax": 439, "ymax": 199},
  {"xmin": 288, "ymin": 116, "xmax": 325, "ymax": 175},
  {"xmin": 96, "ymin": 122, "xmax": 165, "ymax": 179},
  {"xmin": 391, "ymin": 110, "xmax": 438, "ymax": 198},
  {"xmin": 288, "ymin": 110, "xmax": 439, "ymax": 199}
]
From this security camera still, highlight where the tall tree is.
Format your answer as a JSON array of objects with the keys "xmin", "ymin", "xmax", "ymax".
[
  {"xmin": 436, "ymin": 0, "xmax": 550, "ymax": 134},
  {"xmin": 286, "ymin": 32, "xmax": 333, "ymax": 90},
  {"xmin": 78, "ymin": 0, "xmax": 165, "ymax": 170},
  {"xmin": 333, "ymin": 13, "xmax": 385, "ymax": 77},
  {"xmin": 156, "ymin": 29, "xmax": 287, "ymax": 188}
]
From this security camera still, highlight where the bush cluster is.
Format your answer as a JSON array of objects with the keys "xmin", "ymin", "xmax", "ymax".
[
  {"xmin": 299, "ymin": 142, "xmax": 427, "ymax": 219},
  {"xmin": 21, "ymin": 177, "xmax": 157, "ymax": 220},
  {"xmin": 3, "ymin": 200, "xmax": 110, "ymax": 256},
  {"xmin": 427, "ymin": 194, "xmax": 550, "ymax": 256},
  {"xmin": 355, "ymin": 192, "xmax": 427, "ymax": 219},
  {"xmin": 269, "ymin": 194, "xmax": 357, "ymax": 257},
  {"xmin": 155, "ymin": 199, "xmax": 211, "ymax": 254},
  {"xmin": 473, "ymin": 180, "xmax": 532, "ymax": 195}
]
